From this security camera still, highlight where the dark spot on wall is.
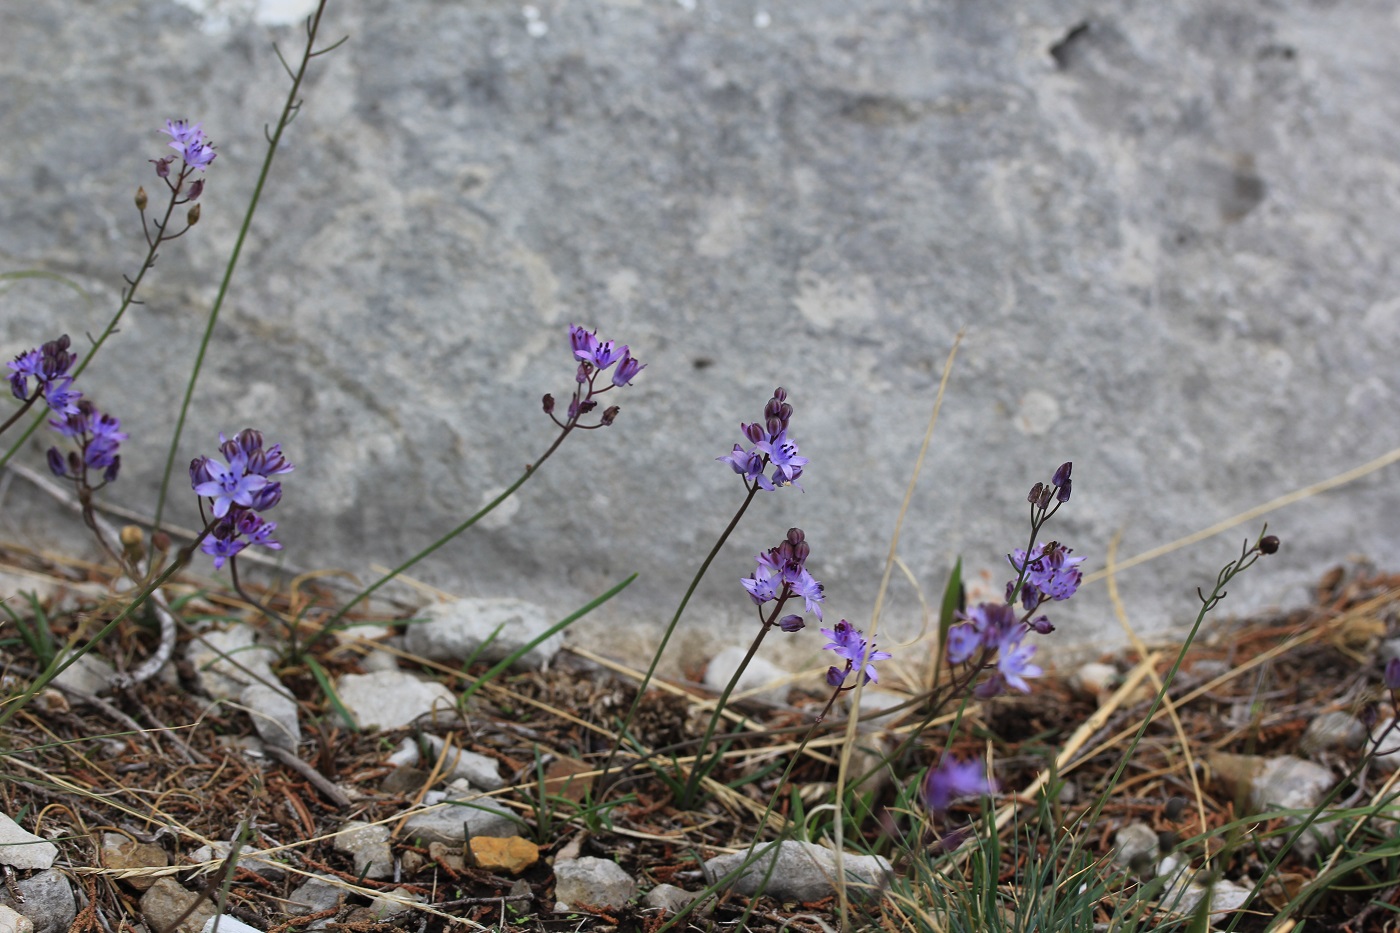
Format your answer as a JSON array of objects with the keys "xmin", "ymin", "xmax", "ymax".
[
  {"xmin": 692, "ymin": 357, "xmax": 714, "ymax": 370},
  {"xmin": 838, "ymin": 94, "xmax": 922, "ymax": 126},
  {"xmin": 1049, "ymin": 22, "xmax": 1091, "ymax": 70}
]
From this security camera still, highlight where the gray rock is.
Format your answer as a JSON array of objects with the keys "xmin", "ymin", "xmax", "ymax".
[
  {"xmin": 1158, "ymin": 855, "xmax": 1253, "ymax": 917},
  {"xmin": 0, "ymin": 815, "xmax": 56, "ymax": 870},
  {"xmin": 1298, "ymin": 711, "xmax": 1366, "ymax": 756},
  {"xmin": 1113, "ymin": 821, "xmax": 1159, "ymax": 874},
  {"xmin": 553, "ymin": 856, "xmax": 635, "ymax": 910},
  {"xmin": 335, "ymin": 670, "xmax": 457, "ymax": 731},
  {"xmin": 187, "ymin": 627, "xmax": 279, "ymax": 702},
  {"xmin": 7, "ymin": 0, "xmax": 1400, "ymax": 675},
  {"xmin": 0, "ymin": 870, "xmax": 74, "ymax": 933},
  {"xmin": 362, "ymin": 888, "xmax": 423, "ymax": 920},
  {"xmin": 1069, "ymin": 662, "xmax": 1118, "ymax": 699},
  {"xmin": 702, "ymin": 841, "xmax": 892, "ymax": 902},
  {"xmin": 703, "ymin": 646, "xmax": 791, "ymax": 706},
  {"xmin": 140, "ymin": 878, "xmax": 215, "ymax": 933},
  {"xmin": 240, "ymin": 683, "xmax": 301, "ymax": 751},
  {"xmin": 642, "ymin": 883, "xmax": 700, "ymax": 915},
  {"xmin": 398, "ymin": 791, "xmax": 517, "ymax": 844},
  {"xmin": 333, "ymin": 820, "xmax": 393, "ymax": 880},
  {"xmin": 52, "ymin": 652, "xmax": 115, "ymax": 697},
  {"xmin": 420, "ymin": 735, "xmax": 505, "ymax": 790},
  {"xmin": 404, "ymin": 598, "xmax": 561, "ymax": 671},
  {"xmin": 1250, "ymin": 756, "xmax": 1335, "ymax": 812},
  {"xmin": 188, "ymin": 841, "xmax": 287, "ymax": 881},
  {"xmin": 0, "ymin": 905, "xmax": 34, "ymax": 933},
  {"xmin": 1370, "ymin": 718, "xmax": 1400, "ymax": 771},
  {"xmin": 285, "ymin": 875, "xmax": 343, "ymax": 928},
  {"xmin": 386, "ymin": 737, "xmax": 420, "ymax": 768}
]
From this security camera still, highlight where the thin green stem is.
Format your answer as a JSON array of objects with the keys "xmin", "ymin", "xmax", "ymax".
[
  {"xmin": 151, "ymin": 0, "xmax": 333, "ymax": 532},
  {"xmin": 598, "ymin": 484, "xmax": 762, "ymax": 787}
]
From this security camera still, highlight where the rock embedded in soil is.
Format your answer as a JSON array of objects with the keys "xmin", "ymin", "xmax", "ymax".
[
  {"xmin": 101, "ymin": 832, "xmax": 168, "ymax": 891},
  {"xmin": 285, "ymin": 875, "xmax": 343, "ymax": 922},
  {"xmin": 360, "ymin": 887, "xmax": 424, "ymax": 920},
  {"xmin": 404, "ymin": 597, "xmax": 563, "ymax": 671},
  {"xmin": 188, "ymin": 626, "xmax": 281, "ymax": 702},
  {"xmin": 642, "ymin": 883, "xmax": 702, "ymax": 915},
  {"xmin": 469, "ymin": 835, "xmax": 540, "ymax": 874},
  {"xmin": 0, "ymin": 905, "xmax": 34, "ymax": 933},
  {"xmin": 0, "ymin": 870, "xmax": 75, "ymax": 933},
  {"xmin": 335, "ymin": 670, "xmax": 457, "ymax": 730},
  {"xmin": 188, "ymin": 841, "xmax": 287, "ymax": 880},
  {"xmin": 1208, "ymin": 753, "xmax": 1335, "ymax": 813},
  {"xmin": 420, "ymin": 734, "xmax": 505, "ymax": 789},
  {"xmin": 52, "ymin": 651, "xmax": 115, "ymax": 697},
  {"xmin": 140, "ymin": 878, "xmax": 216, "ymax": 933},
  {"xmin": 199, "ymin": 917, "xmax": 261, "ymax": 933},
  {"xmin": 553, "ymin": 856, "xmax": 636, "ymax": 911},
  {"xmin": 398, "ymin": 789, "xmax": 517, "ymax": 844},
  {"xmin": 1113, "ymin": 821, "xmax": 1160, "ymax": 875},
  {"xmin": 0, "ymin": 815, "xmax": 57, "ymax": 870},
  {"xmin": 240, "ymin": 682, "xmax": 301, "ymax": 751},
  {"xmin": 1298, "ymin": 711, "xmax": 1366, "ymax": 756},
  {"xmin": 702, "ymin": 841, "xmax": 892, "ymax": 903},
  {"xmin": 334, "ymin": 820, "xmax": 394, "ymax": 880},
  {"xmin": 703, "ymin": 646, "xmax": 792, "ymax": 706}
]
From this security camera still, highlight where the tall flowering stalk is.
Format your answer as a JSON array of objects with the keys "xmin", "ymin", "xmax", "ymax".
[
  {"xmin": 600, "ymin": 387, "xmax": 810, "ymax": 787},
  {"xmin": 308, "ymin": 325, "xmax": 644, "ymax": 651}
]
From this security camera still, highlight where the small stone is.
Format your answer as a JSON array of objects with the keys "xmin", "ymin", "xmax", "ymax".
[
  {"xmin": 0, "ymin": 815, "xmax": 57, "ymax": 870},
  {"xmin": 642, "ymin": 883, "xmax": 699, "ymax": 915},
  {"xmin": 553, "ymin": 856, "xmax": 636, "ymax": 910},
  {"xmin": 285, "ymin": 875, "xmax": 343, "ymax": 917},
  {"xmin": 140, "ymin": 879, "xmax": 216, "ymax": 933},
  {"xmin": 469, "ymin": 836, "xmax": 539, "ymax": 874},
  {"xmin": 703, "ymin": 645, "xmax": 791, "ymax": 706},
  {"xmin": 427, "ymin": 841, "xmax": 465, "ymax": 872},
  {"xmin": 381, "ymin": 766, "xmax": 429, "ymax": 795},
  {"xmin": 399, "ymin": 791, "xmax": 517, "ymax": 844},
  {"xmin": 1068, "ymin": 662, "xmax": 1118, "ymax": 699},
  {"xmin": 1113, "ymin": 822, "xmax": 1159, "ymax": 875},
  {"xmin": 240, "ymin": 683, "xmax": 301, "ymax": 751},
  {"xmin": 53, "ymin": 652, "xmax": 115, "ymax": 697},
  {"xmin": 404, "ymin": 597, "xmax": 563, "ymax": 671},
  {"xmin": 101, "ymin": 833, "xmax": 168, "ymax": 891},
  {"xmin": 421, "ymin": 735, "xmax": 504, "ymax": 789},
  {"xmin": 1369, "ymin": 718, "xmax": 1400, "ymax": 771},
  {"xmin": 336, "ymin": 670, "xmax": 457, "ymax": 730},
  {"xmin": 1250, "ymin": 756, "xmax": 1335, "ymax": 812},
  {"xmin": 386, "ymin": 737, "xmax": 420, "ymax": 768},
  {"xmin": 187, "ymin": 842, "xmax": 286, "ymax": 880},
  {"xmin": 399, "ymin": 850, "xmax": 427, "ymax": 874},
  {"xmin": 0, "ymin": 870, "xmax": 74, "ymax": 933},
  {"xmin": 200, "ymin": 916, "xmax": 261, "ymax": 933},
  {"xmin": 187, "ymin": 626, "xmax": 279, "ymax": 701},
  {"xmin": 1298, "ymin": 712, "xmax": 1366, "ymax": 756},
  {"xmin": 0, "ymin": 905, "xmax": 34, "ymax": 933},
  {"xmin": 362, "ymin": 887, "xmax": 424, "ymax": 920},
  {"xmin": 702, "ymin": 841, "xmax": 892, "ymax": 902},
  {"xmin": 334, "ymin": 820, "xmax": 393, "ymax": 880}
]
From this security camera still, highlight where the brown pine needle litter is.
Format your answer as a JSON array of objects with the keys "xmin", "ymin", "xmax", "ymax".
[{"xmin": 2, "ymin": 540, "xmax": 1399, "ymax": 932}]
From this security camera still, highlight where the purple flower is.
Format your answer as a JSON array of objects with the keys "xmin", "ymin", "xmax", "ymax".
[
  {"xmin": 162, "ymin": 119, "xmax": 217, "ymax": 171},
  {"xmin": 9, "ymin": 336, "xmax": 81, "ymax": 413},
  {"xmin": 719, "ymin": 388, "xmax": 807, "ymax": 492},
  {"xmin": 789, "ymin": 568, "xmax": 824, "ymax": 619},
  {"xmin": 995, "ymin": 635, "xmax": 1042, "ymax": 694},
  {"xmin": 1386, "ymin": 657, "xmax": 1400, "ymax": 692},
  {"xmin": 946, "ymin": 623, "xmax": 982, "ymax": 665},
  {"xmin": 192, "ymin": 431, "xmax": 292, "ymax": 561},
  {"xmin": 755, "ymin": 429, "xmax": 808, "ymax": 483},
  {"xmin": 200, "ymin": 529, "xmax": 248, "ymax": 570},
  {"xmin": 46, "ymin": 401, "xmax": 126, "ymax": 485},
  {"xmin": 1009, "ymin": 542, "xmax": 1085, "ymax": 603},
  {"xmin": 718, "ymin": 444, "xmax": 776, "ymax": 491},
  {"xmin": 194, "ymin": 457, "xmax": 269, "ymax": 519},
  {"xmin": 612, "ymin": 348, "xmax": 645, "ymax": 386},
  {"xmin": 821, "ymin": 620, "xmax": 892, "ymax": 686},
  {"xmin": 923, "ymin": 756, "xmax": 997, "ymax": 815},
  {"xmin": 741, "ymin": 572, "xmax": 782, "ymax": 605}
]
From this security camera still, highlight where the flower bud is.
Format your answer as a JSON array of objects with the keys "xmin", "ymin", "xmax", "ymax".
[
  {"xmin": 786, "ymin": 528, "xmax": 805, "ymax": 546},
  {"xmin": 1027, "ymin": 482, "xmax": 1044, "ymax": 505},
  {"xmin": 135, "ymin": 186, "xmax": 148, "ymax": 212},
  {"xmin": 1037, "ymin": 487, "xmax": 1053, "ymax": 510},
  {"xmin": 766, "ymin": 415, "xmax": 782, "ymax": 437},
  {"xmin": 778, "ymin": 615, "xmax": 805, "ymax": 633},
  {"xmin": 601, "ymin": 405, "xmax": 620, "ymax": 426},
  {"xmin": 826, "ymin": 666, "xmax": 846, "ymax": 688},
  {"xmin": 541, "ymin": 393, "xmax": 555, "ymax": 414},
  {"xmin": 1056, "ymin": 478, "xmax": 1072, "ymax": 503},
  {"xmin": 576, "ymin": 363, "xmax": 591, "ymax": 384},
  {"xmin": 742, "ymin": 422, "xmax": 765, "ymax": 444},
  {"xmin": 577, "ymin": 399, "xmax": 597, "ymax": 416},
  {"xmin": 1052, "ymin": 461, "xmax": 1072, "ymax": 487},
  {"xmin": 187, "ymin": 202, "xmax": 201, "ymax": 226},
  {"xmin": 46, "ymin": 448, "xmax": 66, "ymax": 477},
  {"xmin": 103, "ymin": 456, "xmax": 122, "ymax": 484},
  {"xmin": 186, "ymin": 178, "xmax": 204, "ymax": 201},
  {"xmin": 772, "ymin": 387, "xmax": 787, "ymax": 402},
  {"xmin": 778, "ymin": 402, "xmax": 792, "ymax": 425},
  {"xmin": 152, "ymin": 531, "xmax": 172, "ymax": 553},
  {"xmin": 1258, "ymin": 535, "xmax": 1280, "ymax": 555},
  {"xmin": 120, "ymin": 524, "xmax": 145, "ymax": 562}
]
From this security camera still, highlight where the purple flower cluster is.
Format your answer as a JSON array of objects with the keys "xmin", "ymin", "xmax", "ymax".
[
  {"xmin": 47, "ymin": 400, "xmax": 127, "ymax": 486},
  {"xmin": 923, "ymin": 755, "xmax": 997, "ymax": 815},
  {"xmin": 717, "ymin": 387, "xmax": 808, "ymax": 492},
  {"xmin": 1007, "ymin": 541, "xmax": 1085, "ymax": 608},
  {"xmin": 8, "ymin": 335, "xmax": 80, "ymax": 416},
  {"xmin": 822, "ymin": 619, "xmax": 892, "ymax": 688},
  {"xmin": 543, "ymin": 325, "xmax": 644, "ymax": 427},
  {"xmin": 155, "ymin": 120, "xmax": 217, "ymax": 174},
  {"xmin": 190, "ymin": 430, "xmax": 293, "ymax": 569},
  {"xmin": 741, "ymin": 527, "xmax": 825, "ymax": 623}
]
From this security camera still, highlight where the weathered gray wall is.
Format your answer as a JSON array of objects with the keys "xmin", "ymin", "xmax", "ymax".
[{"xmin": 3, "ymin": 0, "xmax": 1398, "ymax": 675}]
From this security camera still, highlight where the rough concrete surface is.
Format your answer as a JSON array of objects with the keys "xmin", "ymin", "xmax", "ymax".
[{"xmin": 2, "ymin": 1, "xmax": 1399, "ymax": 674}]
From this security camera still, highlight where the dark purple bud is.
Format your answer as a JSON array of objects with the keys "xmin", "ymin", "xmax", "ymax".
[
  {"xmin": 102, "ymin": 456, "xmax": 121, "ymax": 484},
  {"xmin": 249, "ymin": 482, "xmax": 283, "ymax": 512},
  {"xmin": 772, "ymin": 387, "xmax": 787, "ymax": 402},
  {"xmin": 542, "ymin": 393, "xmax": 555, "ymax": 414},
  {"xmin": 778, "ymin": 402, "xmax": 792, "ymax": 425},
  {"xmin": 1052, "ymin": 462, "xmax": 1072, "ymax": 487},
  {"xmin": 1259, "ymin": 535, "xmax": 1280, "ymax": 555},
  {"xmin": 189, "ymin": 455, "xmax": 212, "ymax": 488},
  {"xmin": 765, "ymin": 398, "xmax": 783, "ymax": 420},
  {"xmin": 1037, "ymin": 487, "xmax": 1053, "ymax": 510},
  {"xmin": 186, "ymin": 178, "xmax": 204, "ymax": 201},
  {"xmin": 1056, "ymin": 478, "xmax": 1072, "ymax": 503},
  {"xmin": 601, "ymin": 405, "xmax": 620, "ymax": 426},
  {"xmin": 67, "ymin": 451, "xmax": 82, "ymax": 476},
  {"xmin": 786, "ymin": 527, "xmax": 805, "ymax": 546},
  {"xmin": 152, "ymin": 156, "xmax": 173, "ymax": 178},
  {"xmin": 1027, "ymin": 482, "xmax": 1044, "ymax": 505},
  {"xmin": 766, "ymin": 416, "xmax": 782, "ymax": 437},
  {"xmin": 1386, "ymin": 658, "xmax": 1400, "ymax": 692},
  {"xmin": 46, "ymin": 448, "xmax": 66, "ymax": 477},
  {"xmin": 1028, "ymin": 615, "xmax": 1054, "ymax": 635},
  {"xmin": 1361, "ymin": 703, "xmax": 1379, "ymax": 731},
  {"xmin": 778, "ymin": 615, "xmax": 805, "ymax": 633},
  {"xmin": 742, "ymin": 422, "xmax": 765, "ymax": 444},
  {"xmin": 575, "ymin": 363, "xmax": 590, "ymax": 384},
  {"xmin": 10, "ymin": 373, "xmax": 26, "ymax": 400},
  {"xmin": 578, "ymin": 399, "xmax": 597, "ymax": 416},
  {"xmin": 826, "ymin": 666, "xmax": 846, "ymax": 688}
]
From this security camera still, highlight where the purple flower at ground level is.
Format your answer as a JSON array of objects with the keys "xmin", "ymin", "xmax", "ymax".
[
  {"xmin": 945, "ymin": 623, "xmax": 982, "ymax": 666},
  {"xmin": 924, "ymin": 755, "xmax": 997, "ymax": 815},
  {"xmin": 821, "ymin": 619, "xmax": 892, "ymax": 686},
  {"xmin": 995, "ymin": 635, "xmax": 1042, "ymax": 694}
]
